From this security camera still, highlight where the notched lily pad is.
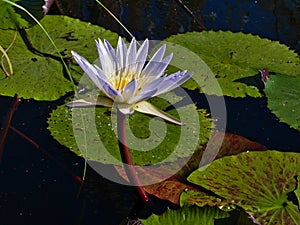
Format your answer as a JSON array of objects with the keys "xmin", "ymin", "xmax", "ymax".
[
  {"xmin": 166, "ymin": 31, "xmax": 300, "ymax": 98},
  {"xmin": 141, "ymin": 206, "xmax": 230, "ymax": 225},
  {"xmin": 0, "ymin": 15, "xmax": 119, "ymax": 100},
  {"xmin": 188, "ymin": 150, "xmax": 300, "ymax": 225}
]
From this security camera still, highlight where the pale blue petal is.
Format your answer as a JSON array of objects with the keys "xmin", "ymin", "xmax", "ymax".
[
  {"xmin": 102, "ymin": 81, "xmax": 122, "ymax": 100},
  {"xmin": 135, "ymin": 39, "xmax": 149, "ymax": 75},
  {"xmin": 154, "ymin": 71, "xmax": 193, "ymax": 96},
  {"xmin": 141, "ymin": 53, "xmax": 173, "ymax": 79},
  {"xmin": 104, "ymin": 39, "xmax": 116, "ymax": 61},
  {"xmin": 116, "ymin": 37, "xmax": 127, "ymax": 69},
  {"xmin": 94, "ymin": 65, "xmax": 109, "ymax": 83},
  {"xmin": 126, "ymin": 38, "xmax": 137, "ymax": 73},
  {"xmin": 72, "ymin": 50, "xmax": 122, "ymax": 100},
  {"xmin": 122, "ymin": 79, "xmax": 137, "ymax": 101},
  {"xmin": 128, "ymin": 88, "xmax": 157, "ymax": 104},
  {"xmin": 96, "ymin": 39, "xmax": 115, "ymax": 76},
  {"xmin": 138, "ymin": 78, "xmax": 162, "ymax": 94},
  {"xmin": 72, "ymin": 51, "xmax": 103, "ymax": 89},
  {"xmin": 149, "ymin": 44, "xmax": 166, "ymax": 62},
  {"xmin": 141, "ymin": 45, "xmax": 166, "ymax": 76}
]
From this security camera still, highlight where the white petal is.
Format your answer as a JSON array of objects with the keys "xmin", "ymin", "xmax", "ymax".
[
  {"xmin": 135, "ymin": 39, "xmax": 149, "ymax": 75},
  {"xmin": 142, "ymin": 46, "xmax": 170, "ymax": 78},
  {"xmin": 96, "ymin": 39, "xmax": 115, "ymax": 76},
  {"xmin": 141, "ymin": 53, "xmax": 173, "ymax": 80},
  {"xmin": 116, "ymin": 37, "xmax": 127, "ymax": 69},
  {"xmin": 149, "ymin": 44, "xmax": 166, "ymax": 62},
  {"xmin": 126, "ymin": 38, "xmax": 137, "ymax": 73},
  {"xmin": 154, "ymin": 71, "xmax": 193, "ymax": 96},
  {"xmin": 122, "ymin": 79, "xmax": 137, "ymax": 101},
  {"xmin": 104, "ymin": 39, "xmax": 117, "ymax": 61},
  {"xmin": 66, "ymin": 96, "xmax": 113, "ymax": 108},
  {"xmin": 71, "ymin": 51, "xmax": 103, "ymax": 89},
  {"xmin": 133, "ymin": 101, "xmax": 183, "ymax": 125},
  {"xmin": 128, "ymin": 88, "xmax": 157, "ymax": 104}
]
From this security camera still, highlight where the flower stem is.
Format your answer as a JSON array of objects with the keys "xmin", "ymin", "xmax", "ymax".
[{"xmin": 116, "ymin": 109, "xmax": 149, "ymax": 203}]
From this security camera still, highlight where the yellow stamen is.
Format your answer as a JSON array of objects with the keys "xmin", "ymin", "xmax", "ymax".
[{"xmin": 110, "ymin": 69, "xmax": 137, "ymax": 92}]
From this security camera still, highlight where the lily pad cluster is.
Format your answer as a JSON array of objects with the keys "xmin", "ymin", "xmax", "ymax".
[
  {"xmin": 139, "ymin": 150, "xmax": 300, "ymax": 225},
  {"xmin": 166, "ymin": 31, "xmax": 300, "ymax": 98},
  {"xmin": 0, "ymin": 11, "xmax": 299, "ymax": 225}
]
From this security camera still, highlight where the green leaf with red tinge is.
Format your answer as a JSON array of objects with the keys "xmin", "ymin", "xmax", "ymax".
[
  {"xmin": 176, "ymin": 131, "xmax": 267, "ymax": 178},
  {"xmin": 188, "ymin": 150, "xmax": 300, "ymax": 225},
  {"xmin": 115, "ymin": 132, "xmax": 266, "ymax": 205}
]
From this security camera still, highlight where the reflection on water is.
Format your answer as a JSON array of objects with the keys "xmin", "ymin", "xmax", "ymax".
[{"xmin": 53, "ymin": 0, "xmax": 300, "ymax": 52}]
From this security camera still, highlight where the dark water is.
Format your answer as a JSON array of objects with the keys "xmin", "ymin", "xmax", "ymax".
[{"xmin": 1, "ymin": 1, "xmax": 300, "ymax": 224}]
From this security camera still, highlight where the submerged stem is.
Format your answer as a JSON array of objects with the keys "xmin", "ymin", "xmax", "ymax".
[{"xmin": 116, "ymin": 109, "xmax": 149, "ymax": 203}]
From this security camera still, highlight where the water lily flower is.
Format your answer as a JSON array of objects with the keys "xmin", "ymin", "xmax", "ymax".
[{"xmin": 68, "ymin": 37, "xmax": 192, "ymax": 125}]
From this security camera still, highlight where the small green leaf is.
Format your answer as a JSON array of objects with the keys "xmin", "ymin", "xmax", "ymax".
[
  {"xmin": 166, "ymin": 31, "xmax": 300, "ymax": 98},
  {"xmin": 188, "ymin": 150, "xmax": 300, "ymax": 225},
  {"xmin": 264, "ymin": 74, "xmax": 300, "ymax": 132},
  {"xmin": 141, "ymin": 206, "xmax": 230, "ymax": 225}
]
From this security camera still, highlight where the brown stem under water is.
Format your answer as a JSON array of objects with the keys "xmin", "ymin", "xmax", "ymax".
[{"xmin": 116, "ymin": 109, "xmax": 149, "ymax": 203}]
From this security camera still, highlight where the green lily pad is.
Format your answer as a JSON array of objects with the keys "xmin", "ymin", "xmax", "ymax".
[
  {"xmin": 0, "ymin": 15, "xmax": 119, "ymax": 100},
  {"xmin": 0, "ymin": 0, "xmax": 45, "ymax": 29},
  {"xmin": 141, "ymin": 206, "xmax": 230, "ymax": 225},
  {"xmin": 47, "ymin": 92, "xmax": 213, "ymax": 166},
  {"xmin": 264, "ymin": 74, "xmax": 300, "ymax": 132},
  {"xmin": 187, "ymin": 150, "xmax": 300, "ymax": 225},
  {"xmin": 165, "ymin": 31, "xmax": 300, "ymax": 98},
  {"xmin": 112, "ymin": 132, "xmax": 266, "ymax": 205}
]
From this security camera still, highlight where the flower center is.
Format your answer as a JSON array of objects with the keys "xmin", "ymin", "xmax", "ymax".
[{"xmin": 110, "ymin": 69, "xmax": 136, "ymax": 92}]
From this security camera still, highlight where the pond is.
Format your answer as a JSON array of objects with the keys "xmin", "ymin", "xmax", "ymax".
[{"xmin": 0, "ymin": 0, "xmax": 300, "ymax": 225}]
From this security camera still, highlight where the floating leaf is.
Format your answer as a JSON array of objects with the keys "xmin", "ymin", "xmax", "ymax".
[
  {"xmin": 0, "ymin": 15, "xmax": 119, "ymax": 100},
  {"xmin": 264, "ymin": 74, "xmax": 300, "ymax": 132},
  {"xmin": 0, "ymin": 0, "xmax": 45, "ymax": 29},
  {"xmin": 141, "ymin": 206, "xmax": 230, "ymax": 225},
  {"xmin": 47, "ymin": 92, "xmax": 213, "ymax": 166},
  {"xmin": 176, "ymin": 132, "xmax": 267, "ymax": 178},
  {"xmin": 188, "ymin": 151, "xmax": 300, "ymax": 225},
  {"xmin": 166, "ymin": 31, "xmax": 300, "ymax": 97},
  {"xmin": 114, "ymin": 132, "xmax": 266, "ymax": 205}
]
